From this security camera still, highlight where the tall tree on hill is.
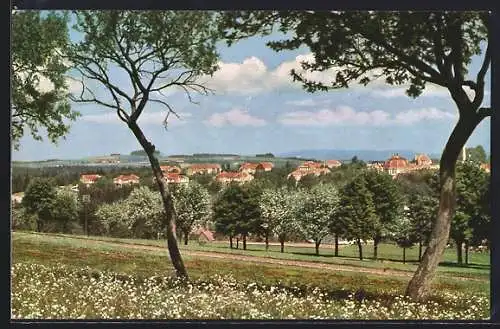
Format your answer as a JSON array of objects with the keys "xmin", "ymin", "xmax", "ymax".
[
  {"xmin": 363, "ymin": 170, "xmax": 403, "ymax": 260},
  {"xmin": 12, "ymin": 11, "xmax": 80, "ymax": 150},
  {"xmin": 220, "ymin": 11, "xmax": 491, "ymax": 300},
  {"xmin": 68, "ymin": 11, "xmax": 221, "ymax": 279},
  {"xmin": 337, "ymin": 175, "xmax": 377, "ymax": 260}
]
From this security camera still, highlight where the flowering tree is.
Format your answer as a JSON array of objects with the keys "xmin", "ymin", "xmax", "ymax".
[
  {"xmin": 260, "ymin": 187, "xmax": 300, "ymax": 252},
  {"xmin": 125, "ymin": 186, "xmax": 164, "ymax": 239},
  {"xmin": 94, "ymin": 200, "xmax": 130, "ymax": 237},
  {"xmin": 295, "ymin": 184, "xmax": 339, "ymax": 256},
  {"xmin": 172, "ymin": 182, "xmax": 211, "ymax": 245}
]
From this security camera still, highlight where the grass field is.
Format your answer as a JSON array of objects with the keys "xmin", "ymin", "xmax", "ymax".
[{"xmin": 11, "ymin": 231, "xmax": 490, "ymax": 319}]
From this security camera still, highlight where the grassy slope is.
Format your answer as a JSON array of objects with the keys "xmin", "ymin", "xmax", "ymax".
[
  {"xmin": 16, "ymin": 231, "xmax": 489, "ymax": 279},
  {"xmin": 12, "ymin": 232, "xmax": 489, "ymax": 299}
]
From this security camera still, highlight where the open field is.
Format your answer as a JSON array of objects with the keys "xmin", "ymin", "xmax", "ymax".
[
  {"xmin": 15, "ymin": 231, "xmax": 489, "ymax": 280},
  {"xmin": 11, "ymin": 231, "xmax": 489, "ymax": 319}
]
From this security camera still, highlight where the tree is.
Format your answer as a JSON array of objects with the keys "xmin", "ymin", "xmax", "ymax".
[
  {"xmin": 465, "ymin": 145, "xmax": 487, "ymax": 163},
  {"xmin": 131, "ymin": 149, "xmax": 160, "ymax": 157},
  {"xmin": 363, "ymin": 170, "xmax": 403, "ymax": 260},
  {"xmin": 213, "ymin": 184, "xmax": 261, "ymax": 250},
  {"xmin": 52, "ymin": 189, "xmax": 79, "ymax": 233},
  {"xmin": 393, "ymin": 214, "xmax": 415, "ymax": 264},
  {"xmin": 406, "ymin": 191, "xmax": 438, "ymax": 262},
  {"xmin": 125, "ymin": 186, "xmax": 165, "ymax": 239},
  {"xmin": 295, "ymin": 184, "xmax": 339, "ymax": 256},
  {"xmin": 220, "ymin": 11, "xmax": 491, "ymax": 300},
  {"xmin": 453, "ymin": 161, "xmax": 490, "ymax": 264},
  {"xmin": 260, "ymin": 187, "xmax": 300, "ymax": 252},
  {"xmin": 68, "ymin": 11, "xmax": 221, "ymax": 279},
  {"xmin": 22, "ymin": 177, "xmax": 57, "ymax": 232},
  {"xmin": 172, "ymin": 182, "xmax": 211, "ymax": 245},
  {"xmin": 11, "ymin": 11, "xmax": 79, "ymax": 150},
  {"xmin": 94, "ymin": 200, "xmax": 130, "ymax": 237},
  {"xmin": 337, "ymin": 175, "xmax": 377, "ymax": 260}
]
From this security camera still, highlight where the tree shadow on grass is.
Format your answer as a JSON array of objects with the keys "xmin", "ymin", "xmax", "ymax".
[{"xmin": 437, "ymin": 261, "xmax": 490, "ymax": 270}]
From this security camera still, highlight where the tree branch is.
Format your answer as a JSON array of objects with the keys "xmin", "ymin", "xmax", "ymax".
[
  {"xmin": 472, "ymin": 43, "xmax": 490, "ymax": 109},
  {"xmin": 477, "ymin": 107, "xmax": 492, "ymax": 120}
]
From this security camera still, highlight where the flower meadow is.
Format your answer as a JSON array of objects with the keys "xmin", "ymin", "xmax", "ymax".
[{"xmin": 11, "ymin": 262, "xmax": 489, "ymax": 320}]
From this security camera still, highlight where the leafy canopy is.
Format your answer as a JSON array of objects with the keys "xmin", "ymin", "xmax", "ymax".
[{"xmin": 11, "ymin": 11, "xmax": 79, "ymax": 149}]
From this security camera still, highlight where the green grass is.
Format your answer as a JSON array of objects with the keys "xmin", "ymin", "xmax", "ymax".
[
  {"xmin": 12, "ymin": 231, "xmax": 489, "ymax": 298},
  {"xmin": 16, "ymin": 231, "xmax": 489, "ymax": 280}
]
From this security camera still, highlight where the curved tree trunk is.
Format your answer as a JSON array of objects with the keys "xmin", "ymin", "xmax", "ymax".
[
  {"xmin": 406, "ymin": 115, "xmax": 480, "ymax": 300},
  {"xmin": 128, "ymin": 121, "xmax": 188, "ymax": 280}
]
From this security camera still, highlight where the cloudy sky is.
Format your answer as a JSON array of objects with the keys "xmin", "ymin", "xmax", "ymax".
[{"xmin": 13, "ymin": 22, "xmax": 491, "ymax": 161}]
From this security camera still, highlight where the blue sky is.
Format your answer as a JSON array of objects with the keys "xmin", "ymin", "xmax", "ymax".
[{"xmin": 13, "ymin": 26, "xmax": 491, "ymax": 161}]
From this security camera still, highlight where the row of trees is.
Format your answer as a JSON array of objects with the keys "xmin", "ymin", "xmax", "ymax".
[{"xmin": 12, "ymin": 10, "xmax": 491, "ymax": 299}]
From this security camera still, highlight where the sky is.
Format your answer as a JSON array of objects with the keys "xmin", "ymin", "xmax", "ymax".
[{"xmin": 12, "ymin": 19, "xmax": 491, "ymax": 161}]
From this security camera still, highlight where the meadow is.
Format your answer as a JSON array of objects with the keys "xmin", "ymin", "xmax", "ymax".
[{"xmin": 11, "ymin": 231, "xmax": 490, "ymax": 320}]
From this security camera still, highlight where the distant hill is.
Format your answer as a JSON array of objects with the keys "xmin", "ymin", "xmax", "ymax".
[{"xmin": 277, "ymin": 149, "xmax": 441, "ymax": 162}]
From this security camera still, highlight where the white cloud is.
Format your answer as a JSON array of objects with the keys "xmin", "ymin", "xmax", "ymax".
[
  {"xmin": 203, "ymin": 54, "xmax": 336, "ymax": 95},
  {"xmin": 279, "ymin": 106, "xmax": 456, "ymax": 126},
  {"xmin": 81, "ymin": 111, "xmax": 192, "ymax": 126},
  {"xmin": 204, "ymin": 109, "xmax": 267, "ymax": 127}
]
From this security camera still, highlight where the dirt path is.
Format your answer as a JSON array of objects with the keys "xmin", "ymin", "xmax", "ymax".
[{"xmin": 17, "ymin": 232, "xmax": 488, "ymax": 282}]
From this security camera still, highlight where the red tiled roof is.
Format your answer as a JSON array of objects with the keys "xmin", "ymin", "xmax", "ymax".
[
  {"xmin": 325, "ymin": 160, "xmax": 341, "ymax": 166},
  {"xmin": 240, "ymin": 162, "xmax": 260, "ymax": 170},
  {"xmin": 114, "ymin": 174, "xmax": 139, "ymax": 183},
  {"xmin": 160, "ymin": 165, "xmax": 181, "ymax": 173},
  {"xmin": 300, "ymin": 161, "xmax": 323, "ymax": 168},
  {"xmin": 384, "ymin": 154, "xmax": 408, "ymax": 169},
  {"xmin": 260, "ymin": 162, "xmax": 274, "ymax": 169},
  {"xmin": 80, "ymin": 174, "xmax": 101, "ymax": 182}
]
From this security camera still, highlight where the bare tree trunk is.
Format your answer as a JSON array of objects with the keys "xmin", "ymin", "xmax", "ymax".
[
  {"xmin": 229, "ymin": 236, "xmax": 233, "ymax": 249},
  {"xmin": 418, "ymin": 240, "xmax": 423, "ymax": 262},
  {"xmin": 128, "ymin": 121, "xmax": 188, "ymax": 280},
  {"xmin": 265, "ymin": 231, "xmax": 269, "ymax": 251},
  {"xmin": 373, "ymin": 235, "xmax": 380, "ymax": 260},
  {"xmin": 465, "ymin": 241, "xmax": 469, "ymax": 265},
  {"xmin": 236, "ymin": 237, "xmax": 239, "ymax": 249},
  {"xmin": 406, "ymin": 115, "xmax": 479, "ymax": 300},
  {"xmin": 184, "ymin": 231, "xmax": 189, "ymax": 246},
  {"xmin": 280, "ymin": 238, "xmax": 285, "ymax": 253},
  {"xmin": 403, "ymin": 247, "xmax": 406, "ymax": 264},
  {"xmin": 243, "ymin": 234, "xmax": 247, "ymax": 250},
  {"xmin": 334, "ymin": 234, "xmax": 339, "ymax": 257},
  {"xmin": 315, "ymin": 240, "xmax": 321, "ymax": 256},
  {"xmin": 357, "ymin": 238, "xmax": 363, "ymax": 260},
  {"xmin": 456, "ymin": 240, "xmax": 463, "ymax": 264}
]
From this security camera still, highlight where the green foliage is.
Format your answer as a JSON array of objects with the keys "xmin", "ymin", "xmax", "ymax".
[
  {"xmin": 363, "ymin": 170, "xmax": 403, "ymax": 244},
  {"xmin": 11, "ymin": 11, "xmax": 79, "ymax": 149},
  {"xmin": 465, "ymin": 145, "xmax": 487, "ymax": 163},
  {"xmin": 130, "ymin": 150, "xmax": 160, "ymax": 157},
  {"xmin": 260, "ymin": 187, "xmax": 301, "ymax": 244},
  {"xmin": 295, "ymin": 184, "xmax": 339, "ymax": 248},
  {"xmin": 22, "ymin": 177, "xmax": 58, "ymax": 231},
  {"xmin": 51, "ymin": 190, "xmax": 80, "ymax": 232},
  {"xmin": 213, "ymin": 184, "xmax": 262, "ymax": 239},
  {"xmin": 172, "ymin": 182, "xmax": 211, "ymax": 242},
  {"xmin": 337, "ymin": 175, "xmax": 377, "ymax": 243}
]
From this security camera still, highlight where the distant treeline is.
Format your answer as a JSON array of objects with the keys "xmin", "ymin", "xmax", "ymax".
[{"xmin": 255, "ymin": 153, "xmax": 275, "ymax": 158}]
